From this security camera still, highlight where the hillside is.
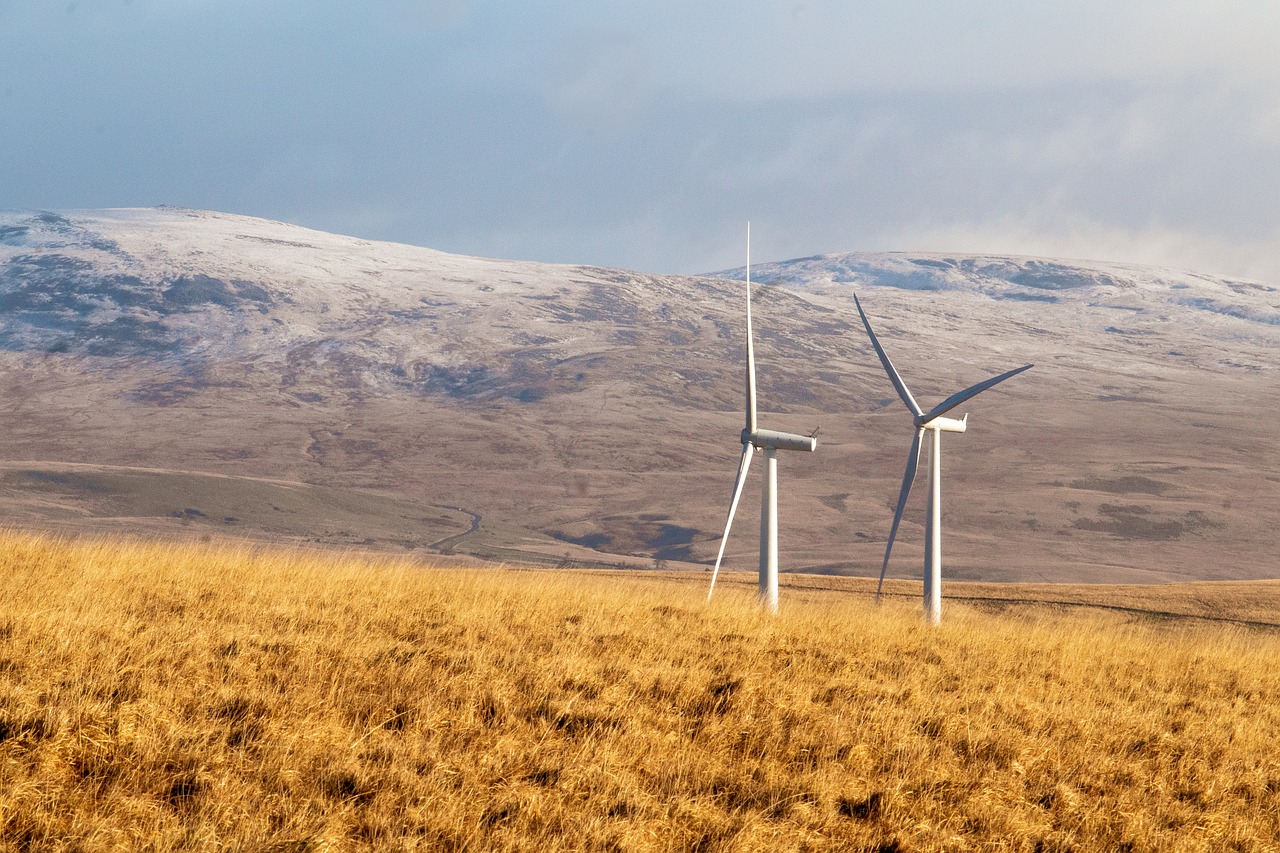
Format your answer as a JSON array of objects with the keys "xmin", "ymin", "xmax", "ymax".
[
  {"xmin": 1, "ymin": 530, "xmax": 1278, "ymax": 849},
  {"xmin": 1, "ymin": 208, "xmax": 1277, "ymax": 582}
]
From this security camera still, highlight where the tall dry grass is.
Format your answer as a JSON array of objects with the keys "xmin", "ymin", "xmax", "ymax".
[{"xmin": 1, "ymin": 529, "xmax": 1278, "ymax": 851}]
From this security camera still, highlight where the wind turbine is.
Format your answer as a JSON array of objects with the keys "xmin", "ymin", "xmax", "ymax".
[
  {"xmin": 707, "ymin": 225, "xmax": 817, "ymax": 614},
  {"xmin": 854, "ymin": 294, "xmax": 1031, "ymax": 625}
]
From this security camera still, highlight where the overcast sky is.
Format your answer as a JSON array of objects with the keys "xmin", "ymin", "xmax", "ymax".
[{"xmin": 3, "ymin": 1, "xmax": 1280, "ymax": 280}]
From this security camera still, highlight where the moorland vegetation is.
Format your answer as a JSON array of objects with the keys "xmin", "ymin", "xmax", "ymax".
[{"xmin": 1, "ymin": 530, "xmax": 1278, "ymax": 850}]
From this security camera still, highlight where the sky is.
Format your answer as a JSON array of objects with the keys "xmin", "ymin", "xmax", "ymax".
[{"xmin": 3, "ymin": 1, "xmax": 1280, "ymax": 280}]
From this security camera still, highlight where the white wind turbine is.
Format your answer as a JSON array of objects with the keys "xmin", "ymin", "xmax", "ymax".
[
  {"xmin": 854, "ymin": 294, "xmax": 1031, "ymax": 625},
  {"xmin": 707, "ymin": 225, "xmax": 817, "ymax": 614}
]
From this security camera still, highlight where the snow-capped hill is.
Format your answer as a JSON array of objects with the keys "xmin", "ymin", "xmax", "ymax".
[
  {"xmin": 2, "ymin": 206, "xmax": 486, "ymax": 283},
  {"xmin": 0, "ymin": 207, "xmax": 571, "ymax": 361},
  {"xmin": 714, "ymin": 251, "xmax": 1280, "ymax": 326}
]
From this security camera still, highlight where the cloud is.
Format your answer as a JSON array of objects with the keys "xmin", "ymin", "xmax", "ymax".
[
  {"xmin": 614, "ymin": 1, "xmax": 1280, "ymax": 100},
  {"xmin": 878, "ymin": 214, "xmax": 1280, "ymax": 283},
  {"xmin": 4, "ymin": 0, "xmax": 1280, "ymax": 284}
]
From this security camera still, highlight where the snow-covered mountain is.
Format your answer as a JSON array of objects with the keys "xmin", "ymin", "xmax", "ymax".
[
  {"xmin": 721, "ymin": 249, "xmax": 1280, "ymax": 355},
  {"xmin": 1, "ymin": 208, "xmax": 1276, "ymax": 583}
]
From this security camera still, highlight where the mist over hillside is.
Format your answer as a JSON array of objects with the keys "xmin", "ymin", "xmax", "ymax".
[{"xmin": 1, "ymin": 207, "xmax": 1276, "ymax": 582}]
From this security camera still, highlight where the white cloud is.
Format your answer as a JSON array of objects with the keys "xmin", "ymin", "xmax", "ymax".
[
  {"xmin": 5, "ymin": 0, "xmax": 1280, "ymax": 283},
  {"xmin": 857, "ymin": 207, "xmax": 1280, "ymax": 283},
  {"xmin": 583, "ymin": 1, "xmax": 1280, "ymax": 101}
]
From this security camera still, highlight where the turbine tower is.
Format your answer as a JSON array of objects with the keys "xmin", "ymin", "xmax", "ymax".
[
  {"xmin": 707, "ymin": 225, "xmax": 817, "ymax": 614},
  {"xmin": 854, "ymin": 294, "xmax": 1031, "ymax": 625}
]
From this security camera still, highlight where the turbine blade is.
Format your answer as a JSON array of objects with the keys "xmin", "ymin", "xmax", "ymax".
[
  {"xmin": 853, "ymin": 294, "xmax": 923, "ymax": 418},
  {"xmin": 876, "ymin": 428, "xmax": 924, "ymax": 602},
  {"xmin": 708, "ymin": 443, "xmax": 755, "ymax": 600},
  {"xmin": 745, "ymin": 224, "xmax": 757, "ymax": 434},
  {"xmin": 921, "ymin": 363, "xmax": 1033, "ymax": 423}
]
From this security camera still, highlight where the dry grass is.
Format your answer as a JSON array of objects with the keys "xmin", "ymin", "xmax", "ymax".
[{"xmin": 1, "ymin": 530, "xmax": 1279, "ymax": 851}]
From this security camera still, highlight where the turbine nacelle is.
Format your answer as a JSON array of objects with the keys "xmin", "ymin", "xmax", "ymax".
[
  {"xmin": 742, "ymin": 428, "xmax": 818, "ymax": 452},
  {"xmin": 916, "ymin": 414, "xmax": 968, "ymax": 433}
]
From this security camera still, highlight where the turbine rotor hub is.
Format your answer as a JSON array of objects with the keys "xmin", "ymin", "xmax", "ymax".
[{"xmin": 915, "ymin": 414, "xmax": 968, "ymax": 433}]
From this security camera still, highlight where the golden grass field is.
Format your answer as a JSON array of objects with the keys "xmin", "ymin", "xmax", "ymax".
[{"xmin": 1, "ymin": 530, "xmax": 1279, "ymax": 851}]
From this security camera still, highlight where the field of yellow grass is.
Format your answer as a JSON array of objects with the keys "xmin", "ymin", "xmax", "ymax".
[{"xmin": 2, "ymin": 529, "xmax": 1279, "ymax": 851}]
